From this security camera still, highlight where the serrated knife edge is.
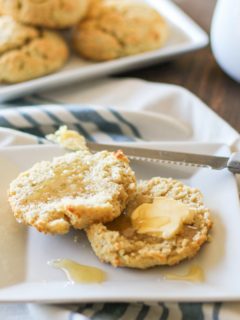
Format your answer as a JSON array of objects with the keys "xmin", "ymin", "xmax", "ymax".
[{"xmin": 87, "ymin": 142, "xmax": 229, "ymax": 170}]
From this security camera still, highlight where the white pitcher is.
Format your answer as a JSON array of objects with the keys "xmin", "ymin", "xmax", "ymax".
[{"xmin": 211, "ymin": 0, "xmax": 240, "ymax": 82}]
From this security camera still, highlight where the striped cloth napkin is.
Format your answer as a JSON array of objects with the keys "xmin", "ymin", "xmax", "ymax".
[{"xmin": 0, "ymin": 78, "xmax": 239, "ymax": 320}]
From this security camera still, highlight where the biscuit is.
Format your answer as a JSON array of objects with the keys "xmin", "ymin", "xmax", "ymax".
[
  {"xmin": 73, "ymin": 0, "xmax": 168, "ymax": 61},
  {"xmin": 0, "ymin": 16, "xmax": 38, "ymax": 55},
  {"xmin": 0, "ymin": 17, "xmax": 69, "ymax": 83},
  {"xmin": 0, "ymin": 0, "xmax": 89, "ymax": 28},
  {"xmin": 8, "ymin": 147, "xmax": 136, "ymax": 235},
  {"xmin": 86, "ymin": 177, "xmax": 212, "ymax": 269}
]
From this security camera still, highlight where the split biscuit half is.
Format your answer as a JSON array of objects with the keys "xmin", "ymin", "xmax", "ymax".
[
  {"xmin": 86, "ymin": 177, "xmax": 212, "ymax": 269},
  {"xmin": 8, "ymin": 144, "xmax": 136, "ymax": 234}
]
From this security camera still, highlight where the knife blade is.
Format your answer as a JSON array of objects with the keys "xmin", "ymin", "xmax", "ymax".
[{"xmin": 87, "ymin": 142, "xmax": 240, "ymax": 173}]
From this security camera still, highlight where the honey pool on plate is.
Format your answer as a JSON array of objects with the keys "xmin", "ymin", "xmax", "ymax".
[
  {"xmin": 48, "ymin": 259, "xmax": 106, "ymax": 284},
  {"xmin": 164, "ymin": 265, "xmax": 204, "ymax": 282},
  {"xmin": 48, "ymin": 258, "xmax": 204, "ymax": 284}
]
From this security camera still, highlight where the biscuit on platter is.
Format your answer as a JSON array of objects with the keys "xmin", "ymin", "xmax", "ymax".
[
  {"xmin": 73, "ymin": 0, "xmax": 168, "ymax": 61},
  {"xmin": 86, "ymin": 177, "xmax": 212, "ymax": 269},
  {"xmin": 0, "ymin": 16, "xmax": 69, "ymax": 83},
  {"xmin": 0, "ymin": 15, "xmax": 38, "ymax": 54},
  {"xmin": 8, "ymin": 144, "xmax": 136, "ymax": 235},
  {"xmin": 0, "ymin": 0, "xmax": 89, "ymax": 28}
]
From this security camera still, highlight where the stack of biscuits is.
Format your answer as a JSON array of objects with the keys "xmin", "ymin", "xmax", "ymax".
[{"xmin": 0, "ymin": 0, "xmax": 169, "ymax": 83}]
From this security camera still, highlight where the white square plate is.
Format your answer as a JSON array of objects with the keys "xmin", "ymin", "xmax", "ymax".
[
  {"xmin": 0, "ymin": 143, "xmax": 240, "ymax": 303},
  {"xmin": 0, "ymin": 0, "xmax": 208, "ymax": 102}
]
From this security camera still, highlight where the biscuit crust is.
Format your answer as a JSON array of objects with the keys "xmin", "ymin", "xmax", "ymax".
[
  {"xmin": 8, "ymin": 149, "xmax": 136, "ymax": 234},
  {"xmin": 73, "ymin": 0, "xmax": 168, "ymax": 61},
  {"xmin": 0, "ymin": 19, "xmax": 69, "ymax": 83},
  {"xmin": 0, "ymin": 16, "xmax": 38, "ymax": 55},
  {"xmin": 86, "ymin": 177, "xmax": 212, "ymax": 269},
  {"xmin": 0, "ymin": 0, "xmax": 89, "ymax": 28}
]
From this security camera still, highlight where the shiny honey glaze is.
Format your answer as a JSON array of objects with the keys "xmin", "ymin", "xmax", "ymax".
[
  {"xmin": 164, "ymin": 265, "xmax": 204, "ymax": 282},
  {"xmin": 131, "ymin": 198, "xmax": 194, "ymax": 239},
  {"xmin": 48, "ymin": 259, "xmax": 106, "ymax": 284},
  {"xmin": 107, "ymin": 197, "xmax": 194, "ymax": 240},
  {"xmin": 107, "ymin": 213, "xmax": 135, "ymax": 237}
]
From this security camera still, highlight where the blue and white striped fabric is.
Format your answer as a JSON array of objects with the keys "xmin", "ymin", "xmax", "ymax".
[
  {"xmin": 0, "ymin": 104, "xmax": 239, "ymax": 320},
  {"xmin": 0, "ymin": 99, "xmax": 142, "ymax": 143},
  {"xmin": 29, "ymin": 301, "xmax": 224, "ymax": 320}
]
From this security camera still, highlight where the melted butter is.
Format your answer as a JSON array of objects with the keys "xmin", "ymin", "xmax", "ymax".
[
  {"xmin": 48, "ymin": 259, "xmax": 106, "ymax": 284},
  {"xmin": 131, "ymin": 197, "xmax": 195, "ymax": 239},
  {"xmin": 107, "ymin": 214, "xmax": 135, "ymax": 237},
  {"xmin": 164, "ymin": 265, "xmax": 204, "ymax": 282},
  {"xmin": 47, "ymin": 126, "xmax": 87, "ymax": 151}
]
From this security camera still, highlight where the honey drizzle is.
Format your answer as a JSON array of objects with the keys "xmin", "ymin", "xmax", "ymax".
[
  {"xmin": 164, "ymin": 265, "xmax": 204, "ymax": 282},
  {"xmin": 107, "ymin": 214, "xmax": 135, "ymax": 237},
  {"xmin": 48, "ymin": 259, "xmax": 106, "ymax": 284}
]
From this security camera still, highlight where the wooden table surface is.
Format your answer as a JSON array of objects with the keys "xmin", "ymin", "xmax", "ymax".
[{"xmin": 121, "ymin": 0, "xmax": 240, "ymax": 132}]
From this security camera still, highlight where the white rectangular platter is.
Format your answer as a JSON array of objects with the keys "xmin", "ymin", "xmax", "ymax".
[
  {"xmin": 0, "ymin": 143, "xmax": 240, "ymax": 303},
  {"xmin": 0, "ymin": 0, "xmax": 208, "ymax": 102}
]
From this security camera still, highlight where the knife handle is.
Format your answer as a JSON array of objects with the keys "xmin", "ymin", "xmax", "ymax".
[{"xmin": 227, "ymin": 152, "xmax": 240, "ymax": 173}]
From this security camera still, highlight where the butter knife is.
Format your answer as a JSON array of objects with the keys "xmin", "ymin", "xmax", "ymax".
[{"xmin": 87, "ymin": 142, "xmax": 240, "ymax": 174}]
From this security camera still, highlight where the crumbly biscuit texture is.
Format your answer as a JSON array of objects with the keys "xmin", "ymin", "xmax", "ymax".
[
  {"xmin": 0, "ymin": 0, "xmax": 89, "ymax": 28},
  {"xmin": 73, "ymin": 0, "xmax": 168, "ymax": 61},
  {"xmin": 8, "ymin": 147, "xmax": 136, "ymax": 234},
  {"xmin": 0, "ymin": 26, "xmax": 69, "ymax": 83},
  {"xmin": 86, "ymin": 177, "xmax": 212, "ymax": 269}
]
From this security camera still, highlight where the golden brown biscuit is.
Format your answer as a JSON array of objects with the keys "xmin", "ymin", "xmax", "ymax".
[
  {"xmin": 0, "ymin": 16, "xmax": 38, "ymax": 55},
  {"xmin": 73, "ymin": 0, "xmax": 168, "ymax": 61},
  {"xmin": 0, "ymin": 17, "xmax": 69, "ymax": 83},
  {"xmin": 86, "ymin": 177, "xmax": 212, "ymax": 269},
  {"xmin": 0, "ymin": 0, "xmax": 89, "ymax": 28},
  {"xmin": 8, "ymin": 146, "xmax": 136, "ymax": 235}
]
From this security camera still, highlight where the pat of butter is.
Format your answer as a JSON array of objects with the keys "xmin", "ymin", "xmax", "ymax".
[
  {"xmin": 47, "ymin": 126, "xmax": 87, "ymax": 151},
  {"xmin": 131, "ymin": 197, "xmax": 194, "ymax": 239}
]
